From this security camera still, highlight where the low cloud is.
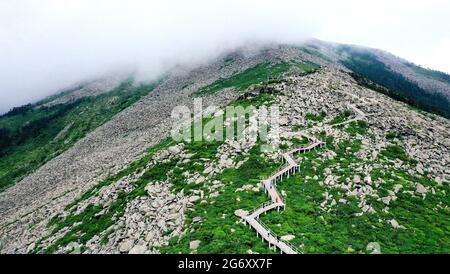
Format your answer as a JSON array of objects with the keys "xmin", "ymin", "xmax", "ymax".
[{"xmin": 1, "ymin": 0, "xmax": 449, "ymax": 113}]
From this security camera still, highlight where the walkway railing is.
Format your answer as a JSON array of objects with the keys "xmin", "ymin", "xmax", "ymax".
[
  {"xmin": 259, "ymin": 219, "xmax": 301, "ymax": 254},
  {"xmin": 235, "ymin": 98, "xmax": 370, "ymax": 254},
  {"xmin": 247, "ymin": 201, "xmax": 273, "ymax": 216}
]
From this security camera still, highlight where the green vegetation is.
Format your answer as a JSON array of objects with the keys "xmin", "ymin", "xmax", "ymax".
[
  {"xmin": 39, "ymin": 88, "xmax": 282, "ymax": 253},
  {"xmin": 379, "ymin": 144, "xmax": 416, "ymax": 164},
  {"xmin": 330, "ymin": 110, "xmax": 352, "ymax": 125},
  {"xmin": 338, "ymin": 46, "xmax": 450, "ymax": 118},
  {"xmin": 31, "ymin": 66, "xmax": 449, "ymax": 254},
  {"xmin": 386, "ymin": 131, "xmax": 402, "ymax": 140},
  {"xmin": 291, "ymin": 137, "xmax": 310, "ymax": 146},
  {"xmin": 196, "ymin": 61, "xmax": 319, "ymax": 95},
  {"xmin": 0, "ymin": 80, "xmax": 158, "ymax": 191},
  {"xmin": 300, "ymin": 46, "xmax": 332, "ymax": 62},
  {"xmin": 404, "ymin": 62, "xmax": 450, "ymax": 84},
  {"xmin": 63, "ymin": 138, "xmax": 174, "ymax": 212},
  {"xmin": 160, "ymin": 142, "xmax": 281, "ymax": 254},
  {"xmin": 345, "ymin": 120, "xmax": 368, "ymax": 136},
  {"xmin": 37, "ymin": 138, "xmax": 175, "ymax": 253},
  {"xmin": 259, "ymin": 138, "xmax": 449, "ymax": 253},
  {"xmin": 305, "ymin": 112, "xmax": 326, "ymax": 122}
]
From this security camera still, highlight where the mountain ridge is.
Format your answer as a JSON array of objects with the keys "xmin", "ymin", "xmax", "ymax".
[{"xmin": 0, "ymin": 41, "xmax": 448, "ymax": 254}]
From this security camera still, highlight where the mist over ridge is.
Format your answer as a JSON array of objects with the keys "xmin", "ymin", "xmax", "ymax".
[{"xmin": 1, "ymin": 0, "xmax": 450, "ymax": 113}]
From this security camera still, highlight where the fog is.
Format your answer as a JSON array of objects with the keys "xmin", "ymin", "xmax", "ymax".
[{"xmin": 1, "ymin": 0, "xmax": 449, "ymax": 113}]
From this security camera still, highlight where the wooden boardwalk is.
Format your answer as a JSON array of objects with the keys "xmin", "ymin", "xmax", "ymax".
[
  {"xmin": 235, "ymin": 96, "xmax": 373, "ymax": 254},
  {"xmin": 236, "ymin": 133, "xmax": 325, "ymax": 254}
]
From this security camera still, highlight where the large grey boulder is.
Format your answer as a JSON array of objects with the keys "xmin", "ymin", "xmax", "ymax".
[{"xmin": 189, "ymin": 240, "xmax": 201, "ymax": 250}]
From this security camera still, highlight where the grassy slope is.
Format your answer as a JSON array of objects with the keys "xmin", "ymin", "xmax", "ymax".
[
  {"xmin": 196, "ymin": 61, "xmax": 319, "ymax": 96},
  {"xmin": 33, "ymin": 62, "xmax": 449, "ymax": 254},
  {"xmin": 0, "ymin": 80, "xmax": 157, "ymax": 191},
  {"xmin": 160, "ymin": 142, "xmax": 281, "ymax": 254},
  {"xmin": 35, "ymin": 86, "xmax": 284, "ymax": 253},
  {"xmin": 41, "ymin": 139, "xmax": 176, "ymax": 253},
  {"xmin": 166, "ymin": 98, "xmax": 448, "ymax": 254},
  {"xmin": 404, "ymin": 62, "xmax": 450, "ymax": 85},
  {"xmin": 337, "ymin": 46, "xmax": 450, "ymax": 118},
  {"xmin": 260, "ymin": 123, "xmax": 449, "ymax": 254}
]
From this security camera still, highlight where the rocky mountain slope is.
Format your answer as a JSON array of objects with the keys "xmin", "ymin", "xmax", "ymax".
[{"xmin": 0, "ymin": 41, "xmax": 448, "ymax": 254}]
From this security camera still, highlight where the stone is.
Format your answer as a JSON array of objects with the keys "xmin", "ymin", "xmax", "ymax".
[
  {"xmin": 66, "ymin": 242, "xmax": 81, "ymax": 254},
  {"xmin": 219, "ymin": 157, "xmax": 233, "ymax": 168},
  {"xmin": 209, "ymin": 191, "xmax": 220, "ymax": 198},
  {"xmin": 388, "ymin": 219, "xmax": 405, "ymax": 229},
  {"xmin": 393, "ymin": 184, "xmax": 403, "ymax": 193},
  {"xmin": 129, "ymin": 245, "xmax": 147, "ymax": 254},
  {"xmin": 330, "ymin": 199, "xmax": 337, "ymax": 206},
  {"xmin": 203, "ymin": 166, "xmax": 213, "ymax": 174},
  {"xmin": 189, "ymin": 196, "xmax": 201, "ymax": 203},
  {"xmin": 157, "ymin": 219, "xmax": 166, "ymax": 229},
  {"xmin": 168, "ymin": 146, "xmax": 181, "ymax": 155},
  {"xmin": 119, "ymin": 240, "xmax": 134, "ymax": 253},
  {"xmin": 381, "ymin": 196, "xmax": 391, "ymax": 205},
  {"xmin": 157, "ymin": 150, "xmax": 170, "ymax": 160},
  {"xmin": 145, "ymin": 232, "xmax": 155, "ymax": 242},
  {"xmin": 234, "ymin": 209, "xmax": 248, "ymax": 217},
  {"xmin": 195, "ymin": 176, "xmax": 206, "ymax": 184},
  {"xmin": 189, "ymin": 240, "xmax": 201, "ymax": 250},
  {"xmin": 416, "ymin": 183, "xmax": 428, "ymax": 195},
  {"xmin": 280, "ymin": 235, "xmax": 295, "ymax": 241},
  {"xmin": 192, "ymin": 217, "xmax": 202, "ymax": 223},
  {"xmin": 416, "ymin": 164, "xmax": 424, "ymax": 175}
]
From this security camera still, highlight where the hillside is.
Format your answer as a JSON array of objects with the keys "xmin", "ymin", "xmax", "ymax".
[
  {"xmin": 0, "ymin": 42, "xmax": 448, "ymax": 254},
  {"xmin": 0, "ymin": 79, "xmax": 158, "ymax": 191}
]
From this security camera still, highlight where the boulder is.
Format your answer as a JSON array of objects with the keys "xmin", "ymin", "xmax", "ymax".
[
  {"xmin": 380, "ymin": 196, "xmax": 391, "ymax": 205},
  {"xmin": 119, "ymin": 240, "xmax": 134, "ymax": 253},
  {"xmin": 192, "ymin": 217, "xmax": 202, "ymax": 223},
  {"xmin": 280, "ymin": 235, "xmax": 295, "ymax": 241},
  {"xmin": 190, "ymin": 240, "xmax": 201, "ymax": 250},
  {"xmin": 156, "ymin": 150, "xmax": 170, "ymax": 161},
  {"xmin": 129, "ymin": 245, "xmax": 147, "ymax": 254},
  {"xmin": 416, "ymin": 183, "xmax": 428, "ymax": 195},
  {"xmin": 168, "ymin": 146, "xmax": 181, "ymax": 155},
  {"xmin": 393, "ymin": 184, "xmax": 403, "ymax": 193},
  {"xmin": 189, "ymin": 195, "xmax": 201, "ymax": 203},
  {"xmin": 388, "ymin": 219, "xmax": 405, "ymax": 229},
  {"xmin": 234, "ymin": 209, "xmax": 248, "ymax": 217}
]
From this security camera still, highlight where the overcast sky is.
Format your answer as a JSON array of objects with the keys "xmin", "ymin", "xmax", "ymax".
[{"xmin": 1, "ymin": 0, "xmax": 449, "ymax": 113}]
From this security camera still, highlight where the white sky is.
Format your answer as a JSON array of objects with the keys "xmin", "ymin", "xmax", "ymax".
[{"xmin": 1, "ymin": 0, "xmax": 449, "ymax": 113}]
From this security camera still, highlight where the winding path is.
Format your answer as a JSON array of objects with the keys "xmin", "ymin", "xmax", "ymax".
[
  {"xmin": 235, "ymin": 135, "xmax": 325, "ymax": 254},
  {"xmin": 235, "ymin": 93, "xmax": 375, "ymax": 254}
]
